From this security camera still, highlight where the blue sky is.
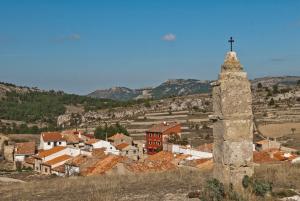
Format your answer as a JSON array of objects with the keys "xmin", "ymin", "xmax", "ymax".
[{"xmin": 0, "ymin": 1, "xmax": 299, "ymax": 94}]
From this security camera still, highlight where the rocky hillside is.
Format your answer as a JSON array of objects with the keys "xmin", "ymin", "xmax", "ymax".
[
  {"xmin": 251, "ymin": 76, "xmax": 300, "ymax": 88},
  {"xmin": 88, "ymin": 79, "xmax": 211, "ymax": 101},
  {"xmin": 88, "ymin": 87, "xmax": 141, "ymax": 101},
  {"xmin": 88, "ymin": 76, "xmax": 300, "ymax": 101}
]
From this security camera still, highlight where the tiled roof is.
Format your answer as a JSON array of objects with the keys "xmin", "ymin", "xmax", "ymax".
[
  {"xmin": 43, "ymin": 155, "xmax": 72, "ymax": 166},
  {"xmin": 197, "ymin": 143, "xmax": 213, "ymax": 153},
  {"xmin": 116, "ymin": 143, "xmax": 129, "ymax": 150},
  {"xmin": 81, "ymin": 155, "xmax": 124, "ymax": 176},
  {"xmin": 82, "ymin": 134, "xmax": 95, "ymax": 139},
  {"xmin": 41, "ymin": 132, "xmax": 64, "ymax": 142},
  {"xmin": 108, "ymin": 133, "xmax": 128, "ymax": 140},
  {"xmin": 62, "ymin": 133, "xmax": 81, "ymax": 144},
  {"xmin": 147, "ymin": 122, "xmax": 180, "ymax": 133},
  {"xmin": 35, "ymin": 146, "xmax": 66, "ymax": 159},
  {"xmin": 66, "ymin": 155, "xmax": 89, "ymax": 167},
  {"xmin": 15, "ymin": 141, "xmax": 36, "ymax": 155},
  {"xmin": 85, "ymin": 139, "xmax": 100, "ymax": 145}
]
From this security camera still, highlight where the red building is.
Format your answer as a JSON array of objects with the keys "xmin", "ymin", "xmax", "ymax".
[{"xmin": 146, "ymin": 122, "xmax": 181, "ymax": 155}]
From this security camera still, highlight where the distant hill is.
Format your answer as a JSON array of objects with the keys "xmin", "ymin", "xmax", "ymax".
[
  {"xmin": 88, "ymin": 87, "xmax": 141, "ymax": 101},
  {"xmin": 88, "ymin": 79, "xmax": 211, "ymax": 101},
  {"xmin": 251, "ymin": 76, "xmax": 300, "ymax": 88},
  {"xmin": 88, "ymin": 76, "xmax": 300, "ymax": 101}
]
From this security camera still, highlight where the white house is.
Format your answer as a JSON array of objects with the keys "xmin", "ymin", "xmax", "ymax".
[
  {"xmin": 85, "ymin": 139, "xmax": 119, "ymax": 155},
  {"xmin": 14, "ymin": 141, "xmax": 36, "ymax": 162},
  {"xmin": 33, "ymin": 146, "xmax": 80, "ymax": 173},
  {"xmin": 164, "ymin": 144, "xmax": 212, "ymax": 160},
  {"xmin": 39, "ymin": 132, "xmax": 67, "ymax": 150}
]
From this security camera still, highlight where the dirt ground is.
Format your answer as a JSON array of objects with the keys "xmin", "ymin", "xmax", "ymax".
[{"xmin": 257, "ymin": 122, "xmax": 300, "ymax": 138}]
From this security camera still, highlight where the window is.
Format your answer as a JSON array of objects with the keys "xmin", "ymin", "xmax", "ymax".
[
  {"xmin": 158, "ymin": 142, "xmax": 161, "ymax": 145},
  {"xmin": 45, "ymin": 168, "xmax": 48, "ymax": 173},
  {"xmin": 47, "ymin": 142, "xmax": 51, "ymax": 145},
  {"xmin": 149, "ymin": 141, "xmax": 152, "ymax": 145},
  {"xmin": 126, "ymin": 151, "xmax": 129, "ymax": 155},
  {"xmin": 149, "ymin": 133, "xmax": 151, "ymax": 137},
  {"xmin": 59, "ymin": 142, "xmax": 61, "ymax": 145}
]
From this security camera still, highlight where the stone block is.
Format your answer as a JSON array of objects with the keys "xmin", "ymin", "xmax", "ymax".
[{"xmin": 222, "ymin": 140, "xmax": 253, "ymax": 167}]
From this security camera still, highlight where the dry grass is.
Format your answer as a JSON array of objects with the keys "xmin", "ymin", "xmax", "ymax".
[
  {"xmin": 0, "ymin": 167, "xmax": 210, "ymax": 201},
  {"xmin": 1, "ymin": 164, "xmax": 299, "ymax": 201},
  {"xmin": 258, "ymin": 122, "xmax": 300, "ymax": 138}
]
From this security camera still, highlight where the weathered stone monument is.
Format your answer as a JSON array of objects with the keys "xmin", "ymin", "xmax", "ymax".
[{"xmin": 212, "ymin": 45, "xmax": 253, "ymax": 190}]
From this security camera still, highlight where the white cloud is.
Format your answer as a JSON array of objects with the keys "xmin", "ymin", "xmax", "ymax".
[{"xmin": 162, "ymin": 33, "xmax": 176, "ymax": 41}]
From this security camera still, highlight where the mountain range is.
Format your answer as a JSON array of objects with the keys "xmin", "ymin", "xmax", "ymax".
[{"xmin": 88, "ymin": 76, "xmax": 300, "ymax": 101}]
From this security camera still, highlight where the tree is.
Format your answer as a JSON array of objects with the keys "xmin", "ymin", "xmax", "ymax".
[
  {"xmin": 94, "ymin": 122, "xmax": 129, "ymax": 140},
  {"xmin": 297, "ymin": 80, "xmax": 300, "ymax": 86},
  {"xmin": 291, "ymin": 128, "xmax": 296, "ymax": 135},
  {"xmin": 272, "ymin": 84, "xmax": 279, "ymax": 94},
  {"xmin": 257, "ymin": 83, "xmax": 263, "ymax": 89},
  {"xmin": 269, "ymin": 98, "xmax": 275, "ymax": 106}
]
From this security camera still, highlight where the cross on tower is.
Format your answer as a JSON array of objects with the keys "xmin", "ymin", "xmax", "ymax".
[{"xmin": 228, "ymin": 37, "xmax": 234, "ymax": 52}]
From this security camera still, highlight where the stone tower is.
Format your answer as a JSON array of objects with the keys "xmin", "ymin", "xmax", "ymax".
[{"xmin": 212, "ymin": 51, "xmax": 253, "ymax": 190}]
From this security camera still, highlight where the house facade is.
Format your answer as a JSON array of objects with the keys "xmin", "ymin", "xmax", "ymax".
[
  {"xmin": 85, "ymin": 139, "xmax": 119, "ymax": 155},
  {"xmin": 116, "ymin": 143, "xmax": 139, "ymax": 160},
  {"xmin": 146, "ymin": 122, "xmax": 181, "ymax": 155},
  {"xmin": 14, "ymin": 141, "xmax": 36, "ymax": 162},
  {"xmin": 39, "ymin": 132, "xmax": 67, "ymax": 150}
]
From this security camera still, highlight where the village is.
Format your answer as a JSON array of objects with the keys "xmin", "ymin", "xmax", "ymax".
[{"xmin": 1, "ymin": 117, "xmax": 299, "ymax": 179}]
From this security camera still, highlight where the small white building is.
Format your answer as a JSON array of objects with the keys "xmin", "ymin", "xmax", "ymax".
[
  {"xmin": 85, "ymin": 139, "xmax": 119, "ymax": 155},
  {"xmin": 14, "ymin": 141, "xmax": 36, "ymax": 162},
  {"xmin": 164, "ymin": 144, "xmax": 212, "ymax": 160},
  {"xmin": 39, "ymin": 132, "xmax": 67, "ymax": 150}
]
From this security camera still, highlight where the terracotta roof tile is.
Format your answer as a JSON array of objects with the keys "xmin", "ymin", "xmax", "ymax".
[
  {"xmin": 35, "ymin": 146, "xmax": 66, "ymax": 159},
  {"xmin": 43, "ymin": 155, "xmax": 72, "ymax": 166},
  {"xmin": 41, "ymin": 132, "xmax": 64, "ymax": 142},
  {"xmin": 147, "ymin": 122, "xmax": 180, "ymax": 133},
  {"xmin": 108, "ymin": 133, "xmax": 128, "ymax": 140},
  {"xmin": 15, "ymin": 141, "xmax": 36, "ymax": 155},
  {"xmin": 116, "ymin": 143, "xmax": 129, "ymax": 150},
  {"xmin": 62, "ymin": 133, "xmax": 81, "ymax": 144},
  {"xmin": 85, "ymin": 139, "xmax": 100, "ymax": 145},
  {"xmin": 66, "ymin": 155, "xmax": 89, "ymax": 167}
]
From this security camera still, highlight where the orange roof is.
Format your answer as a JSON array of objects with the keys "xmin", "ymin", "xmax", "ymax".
[
  {"xmin": 24, "ymin": 156, "xmax": 35, "ymax": 164},
  {"xmin": 197, "ymin": 143, "xmax": 213, "ymax": 153},
  {"xmin": 81, "ymin": 155, "xmax": 124, "ymax": 176},
  {"xmin": 15, "ymin": 141, "xmax": 35, "ymax": 155},
  {"xmin": 66, "ymin": 155, "xmax": 89, "ymax": 167},
  {"xmin": 62, "ymin": 133, "xmax": 81, "ymax": 144},
  {"xmin": 108, "ymin": 133, "xmax": 128, "ymax": 140},
  {"xmin": 41, "ymin": 132, "xmax": 64, "ymax": 142},
  {"xmin": 256, "ymin": 140, "xmax": 269, "ymax": 145},
  {"xmin": 43, "ymin": 155, "xmax": 72, "ymax": 166},
  {"xmin": 147, "ymin": 122, "xmax": 180, "ymax": 133},
  {"xmin": 35, "ymin": 146, "xmax": 66, "ymax": 159},
  {"xmin": 116, "ymin": 143, "xmax": 129, "ymax": 150},
  {"xmin": 85, "ymin": 139, "xmax": 100, "ymax": 145}
]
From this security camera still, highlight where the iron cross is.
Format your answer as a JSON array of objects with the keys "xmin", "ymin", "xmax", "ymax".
[{"xmin": 228, "ymin": 37, "xmax": 234, "ymax": 51}]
